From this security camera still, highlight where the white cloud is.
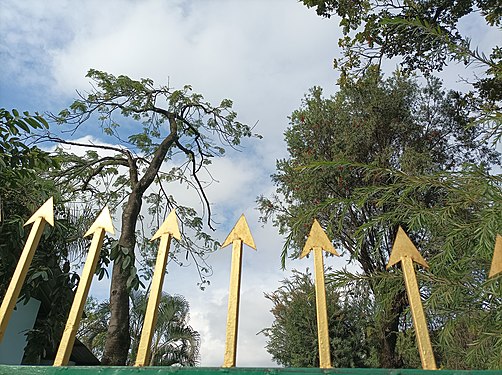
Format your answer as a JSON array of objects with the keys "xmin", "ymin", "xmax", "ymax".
[{"xmin": 9, "ymin": 0, "xmax": 338, "ymax": 153}]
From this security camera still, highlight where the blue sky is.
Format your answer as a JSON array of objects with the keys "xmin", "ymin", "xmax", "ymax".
[{"xmin": 1, "ymin": 0, "xmax": 499, "ymax": 367}]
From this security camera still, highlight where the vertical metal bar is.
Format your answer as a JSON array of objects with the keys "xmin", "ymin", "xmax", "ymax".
[
  {"xmin": 488, "ymin": 234, "xmax": 502, "ymax": 278},
  {"xmin": 53, "ymin": 229, "xmax": 106, "ymax": 366},
  {"xmin": 401, "ymin": 256, "xmax": 437, "ymax": 370},
  {"xmin": 313, "ymin": 246, "xmax": 332, "ymax": 368},
  {"xmin": 222, "ymin": 239, "xmax": 243, "ymax": 368},
  {"xmin": 0, "ymin": 218, "xmax": 45, "ymax": 342},
  {"xmin": 135, "ymin": 234, "xmax": 172, "ymax": 366}
]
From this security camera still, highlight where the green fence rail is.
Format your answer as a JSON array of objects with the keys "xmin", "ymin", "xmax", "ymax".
[{"xmin": 1, "ymin": 367, "xmax": 501, "ymax": 375}]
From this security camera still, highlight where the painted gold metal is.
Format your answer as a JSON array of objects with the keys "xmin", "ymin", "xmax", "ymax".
[
  {"xmin": 221, "ymin": 215, "xmax": 256, "ymax": 368},
  {"xmin": 387, "ymin": 226, "xmax": 437, "ymax": 370},
  {"xmin": 0, "ymin": 197, "xmax": 54, "ymax": 342},
  {"xmin": 54, "ymin": 207, "xmax": 114, "ymax": 366},
  {"xmin": 300, "ymin": 219, "xmax": 338, "ymax": 368},
  {"xmin": 488, "ymin": 234, "xmax": 502, "ymax": 278},
  {"xmin": 135, "ymin": 210, "xmax": 181, "ymax": 366}
]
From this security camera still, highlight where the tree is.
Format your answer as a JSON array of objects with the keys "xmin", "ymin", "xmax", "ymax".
[
  {"xmin": 322, "ymin": 164, "xmax": 502, "ymax": 369},
  {"xmin": 47, "ymin": 70, "xmax": 258, "ymax": 365},
  {"xmin": 300, "ymin": 1, "xmax": 500, "ymax": 75},
  {"xmin": 258, "ymin": 69, "xmax": 499, "ymax": 367},
  {"xmin": 290, "ymin": 1, "xmax": 501, "ymax": 369},
  {"xmin": 262, "ymin": 270, "xmax": 375, "ymax": 367},
  {"xmin": 0, "ymin": 108, "xmax": 55, "ymax": 221},
  {"xmin": 79, "ymin": 292, "xmax": 199, "ymax": 366},
  {"xmin": 300, "ymin": 0, "xmax": 501, "ymax": 140}
]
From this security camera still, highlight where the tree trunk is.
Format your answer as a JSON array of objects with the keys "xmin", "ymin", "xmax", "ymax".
[
  {"xmin": 380, "ymin": 312, "xmax": 401, "ymax": 367},
  {"xmin": 379, "ymin": 291, "xmax": 406, "ymax": 368},
  {"xmin": 100, "ymin": 260, "xmax": 130, "ymax": 365},
  {"xmin": 357, "ymin": 235, "xmax": 406, "ymax": 368},
  {"xmin": 101, "ymin": 191, "xmax": 142, "ymax": 365}
]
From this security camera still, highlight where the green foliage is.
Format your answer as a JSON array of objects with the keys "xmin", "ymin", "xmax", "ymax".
[
  {"xmin": 0, "ymin": 108, "xmax": 55, "ymax": 177},
  {"xmin": 55, "ymin": 69, "xmax": 257, "ymax": 156},
  {"xmin": 279, "ymin": 0, "xmax": 502, "ymax": 369},
  {"xmin": 79, "ymin": 292, "xmax": 200, "ymax": 366},
  {"xmin": 0, "ymin": 109, "xmax": 94, "ymax": 363},
  {"xmin": 323, "ymin": 163, "xmax": 502, "ymax": 369},
  {"xmin": 259, "ymin": 69, "xmax": 501, "ymax": 368},
  {"xmin": 77, "ymin": 297, "xmax": 110, "ymax": 360},
  {"xmin": 260, "ymin": 69, "xmax": 497, "ymax": 264},
  {"xmin": 129, "ymin": 292, "xmax": 199, "ymax": 366},
  {"xmin": 262, "ymin": 270, "xmax": 376, "ymax": 367},
  {"xmin": 51, "ymin": 69, "xmax": 260, "ymax": 288},
  {"xmin": 332, "ymin": 164, "xmax": 502, "ymax": 369},
  {"xmin": 300, "ymin": 1, "xmax": 502, "ymax": 141},
  {"xmin": 0, "ymin": 108, "xmax": 62, "ymax": 301},
  {"xmin": 301, "ymin": 0, "xmax": 500, "ymax": 72}
]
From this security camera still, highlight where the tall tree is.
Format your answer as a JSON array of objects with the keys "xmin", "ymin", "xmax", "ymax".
[
  {"xmin": 258, "ymin": 69, "xmax": 499, "ymax": 367},
  {"xmin": 48, "ymin": 70, "xmax": 258, "ymax": 365},
  {"xmin": 295, "ymin": 1, "xmax": 501, "ymax": 368}
]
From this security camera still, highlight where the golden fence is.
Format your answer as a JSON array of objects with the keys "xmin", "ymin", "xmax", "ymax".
[{"xmin": 0, "ymin": 197, "xmax": 500, "ymax": 370}]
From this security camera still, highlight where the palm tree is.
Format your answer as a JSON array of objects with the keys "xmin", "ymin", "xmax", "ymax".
[
  {"xmin": 81, "ymin": 291, "xmax": 200, "ymax": 366},
  {"xmin": 138, "ymin": 292, "xmax": 199, "ymax": 366},
  {"xmin": 78, "ymin": 297, "xmax": 109, "ymax": 360}
]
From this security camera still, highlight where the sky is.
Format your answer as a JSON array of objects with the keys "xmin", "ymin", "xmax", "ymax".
[{"xmin": 0, "ymin": 0, "xmax": 499, "ymax": 368}]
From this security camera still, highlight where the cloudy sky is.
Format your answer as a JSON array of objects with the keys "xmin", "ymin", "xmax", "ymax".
[{"xmin": 0, "ymin": 0, "xmax": 498, "ymax": 367}]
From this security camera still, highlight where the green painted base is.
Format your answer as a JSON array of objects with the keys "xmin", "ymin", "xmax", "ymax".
[{"xmin": 0, "ymin": 367, "xmax": 500, "ymax": 375}]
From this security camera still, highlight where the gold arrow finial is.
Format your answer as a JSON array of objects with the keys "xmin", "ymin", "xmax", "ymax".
[
  {"xmin": 387, "ymin": 226, "xmax": 429, "ymax": 269},
  {"xmin": 300, "ymin": 219, "xmax": 338, "ymax": 259},
  {"xmin": 54, "ymin": 207, "xmax": 113, "ymax": 366},
  {"xmin": 221, "ymin": 214, "xmax": 256, "ymax": 250},
  {"xmin": 24, "ymin": 197, "xmax": 54, "ymax": 227},
  {"xmin": 488, "ymin": 234, "xmax": 502, "ymax": 278},
  {"xmin": 84, "ymin": 206, "xmax": 115, "ymax": 237},
  {"xmin": 0, "ymin": 198, "xmax": 54, "ymax": 342},
  {"xmin": 386, "ymin": 226, "xmax": 436, "ymax": 370},
  {"xmin": 221, "ymin": 214, "xmax": 256, "ymax": 367},
  {"xmin": 299, "ymin": 218, "xmax": 337, "ymax": 368},
  {"xmin": 151, "ymin": 209, "xmax": 181, "ymax": 241},
  {"xmin": 136, "ymin": 210, "xmax": 179, "ymax": 366}
]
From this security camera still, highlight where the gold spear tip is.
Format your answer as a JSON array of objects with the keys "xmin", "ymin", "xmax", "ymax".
[
  {"xmin": 151, "ymin": 209, "xmax": 181, "ymax": 241},
  {"xmin": 221, "ymin": 214, "xmax": 256, "ymax": 250},
  {"xmin": 300, "ymin": 219, "xmax": 338, "ymax": 259},
  {"xmin": 24, "ymin": 197, "xmax": 54, "ymax": 227},
  {"xmin": 84, "ymin": 206, "xmax": 115, "ymax": 237},
  {"xmin": 488, "ymin": 234, "xmax": 502, "ymax": 278},
  {"xmin": 387, "ymin": 226, "xmax": 429, "ymax": 270}
]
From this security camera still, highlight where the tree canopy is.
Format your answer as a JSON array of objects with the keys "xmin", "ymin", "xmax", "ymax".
[
  {"xmin": 282, "ymin": 2, "xmax": 501, "ymax": 368},
  {"xmin": 302, "ymin": 1, "xmax": 501, "ymax": 143},
  {"xmin": 301, "ymin": 0, "xmax": 501, "ymax": 75}
]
